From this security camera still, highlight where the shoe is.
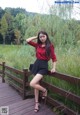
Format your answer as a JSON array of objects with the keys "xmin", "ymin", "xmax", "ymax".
[
  {"xmin": 34, "ymin": 102, "xmax": 40, "ymax": 112},
  {"xmin": 42, "ymin": 89, "xmax": 47, "ymax": 99}
]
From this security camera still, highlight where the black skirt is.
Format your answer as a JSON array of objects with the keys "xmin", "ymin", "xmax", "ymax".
[{"xmin": 29, "ymin": 59, "xmax": 48, "ymax": 75}]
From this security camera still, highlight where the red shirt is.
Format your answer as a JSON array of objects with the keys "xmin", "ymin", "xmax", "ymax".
[{"xmin": 27, "ymin": 41, "xmax": 57, "ymax": 62}]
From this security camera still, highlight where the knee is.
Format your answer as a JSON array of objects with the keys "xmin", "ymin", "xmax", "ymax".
[{"xmin": 30, "ymin": 81, "xmax": 35, "ymax": 87}]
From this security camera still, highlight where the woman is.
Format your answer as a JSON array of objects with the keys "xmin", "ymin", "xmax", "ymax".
[{"xmin": 26, "ymin": 31, "xmax": 57, "ymax": 112}]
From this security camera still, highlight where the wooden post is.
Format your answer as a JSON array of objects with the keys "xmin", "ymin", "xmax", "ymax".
[
  {"xmin": 23, "ymin": 69, "xmax": 28, "ymax": 100},
  {"xmin": 2, "ymin": 62, "xmax": 5, "ymax": 83}
]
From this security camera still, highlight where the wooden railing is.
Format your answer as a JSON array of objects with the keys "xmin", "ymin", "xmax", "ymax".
[
  {"xmin": 41, "ymin": 72, "xmax": 80, "ymax": 115},
  {"xmin": 0, "ymin": 62, "xmax": 29, "ymax": 100},
  {"xmin": 0, "ymin": 62, "xmax": 80, "ymax": 115}
]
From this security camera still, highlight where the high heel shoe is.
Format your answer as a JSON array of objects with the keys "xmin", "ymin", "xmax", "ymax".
[{"xmin": 34, "ymin": 102, "xmax": 40, "ymax": 112}]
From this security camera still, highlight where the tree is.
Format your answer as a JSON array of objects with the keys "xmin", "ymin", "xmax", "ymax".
[
  {"xmin": 0, "ymin": 15, "xmax": 8, "ymax": 44},
  {"xmin": 14, "ymin": 29, "xmax": 21, "ymax": 44},
  {"xmin": 3, "ymin": 12, "xmax": 15, "ymax": 44},
  {"xmin": 14, "ymin": 13, "xmax": 27, "ymax": 41}
]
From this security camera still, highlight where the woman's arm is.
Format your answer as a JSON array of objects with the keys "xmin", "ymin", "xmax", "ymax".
[
  {"xmin": 26, "ymin": 36, "xmax": 37, "ymax": 47},
  {"xmin": 51, "ymin": 61, "xmax": 56, "ymax": 73},
  {"xmin": 26, "ymin": 36, "xmax": 37, "ymax": 42}
]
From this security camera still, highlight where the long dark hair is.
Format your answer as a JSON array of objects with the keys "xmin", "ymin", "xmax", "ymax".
[{"xmin": 37, "ymin": 31, "xmax": 51, "ymax": 57}]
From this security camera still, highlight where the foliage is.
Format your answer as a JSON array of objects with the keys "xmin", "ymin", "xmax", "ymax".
[
  {"xmin": 0, "ymin": 15, "xmax": 8, "ymax": 44},
  {"xmin": 0, "ymin": 7, "xmax": 80, "ymax": 46},
  {"xmin": 0, "ymin": 45, "xmax": 80, "ymax": 77},
  {"xmin": 14, "ymin": 29, "xmax": 21, "ymax": 44}
]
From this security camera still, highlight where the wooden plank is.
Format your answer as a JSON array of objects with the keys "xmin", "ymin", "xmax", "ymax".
[
  {"xmin": 0, "ymin": 83, "xmax": 20, "ymax": 91},
  {"xmin": 7, "ymin": 80, "xmax": 23, "ymax": 93},
  {"xmin": 0, "ymin": 96, "xmax": 22, "ymax": 106},
  {"xmin": 9, "ymin": 99, "xmax": 34, "ymax": 114},
  {"xmin": 9, "ymin": 99, "xmax": 56, "ymax": 115},
  {"xmin": 0, "ymin": 83, "xmax": 10, "ymax": 88},
  {"xmin": 5, "ymin": 71, "xmax": 23, "ymax": 84},
  {"xmin": 0, "ymin": 82, "xmax": 22, "ymax": 106},
  {"xmin": 0, "ymin": 84, "xmax": 21, "ymax": 95},
  {"xmin": 0, "ymin": 89, "xmax": 21, "ymax": 98},
  {"xmin": 46, "ymin": 96, "xmax": 77, "ymax": 115},
  {"xmin": 11, "ymin": 105, "xmax": 55, "ymax": 115},
  {"xmin": 41, "ymin": 81, "xmax": 80, "ymax": 105},
  {"xmin": 0, "ymin": 88, "xmax": 19, "ymax": 94},
  {"xmin": 48, "ymin": 71, "xmax": 80, "ymax": 85},
  {"xmin": 9, "ymin": 99, "xmax": 34, "ymax": 109},
  {"xmin": 0, "ymin": 93, "xmax": 21, "ymax": 100},
  {"xmin": 5, "ymin": 65, "xmax": 23, "ymax": 75}
]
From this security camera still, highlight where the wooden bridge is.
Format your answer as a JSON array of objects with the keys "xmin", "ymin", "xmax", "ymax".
[{"xmin": 0, "ymin": 62, "xmax": 80, "ymax": 115}]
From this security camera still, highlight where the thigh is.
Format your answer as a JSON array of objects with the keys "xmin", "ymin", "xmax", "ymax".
[{"xmin": 31, "ymin": 74, "xmax": 43, "ymax": 84}]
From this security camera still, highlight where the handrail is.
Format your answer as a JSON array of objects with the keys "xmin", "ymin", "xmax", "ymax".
[
  {"xmin": 48, "ymin": 71, "xmax": 80, "ymax": 85},
  {"xmin": 5, "ymin": 65, "xmax": 23, "ymax": 75}
]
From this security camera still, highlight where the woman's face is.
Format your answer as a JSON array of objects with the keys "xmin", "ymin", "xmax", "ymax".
[{"xmin": 39, "ymin": 33, "xmax": 47, "ymax": 43}]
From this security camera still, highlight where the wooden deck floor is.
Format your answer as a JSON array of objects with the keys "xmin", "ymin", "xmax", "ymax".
[
  {"xmin": 0, "ymin": 83, "xmax": 22, "ymax": 106},
  {"xmin": 9, "ymin": 99, "xmax": 55, "ymax": 115},
  {"xmin": 0, "ymin": 77, "xmax": 56, "ymax": 115}
]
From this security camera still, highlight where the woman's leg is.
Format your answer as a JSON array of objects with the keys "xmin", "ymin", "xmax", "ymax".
[
  {"xmin": 30, "ymin": 73, "xmax": 46, "ymax": 92},
  {"xmin": 31, "ymin": 75, "xmax": 40, "ymax": 102},
  {"xmin": 30, "ymin": 74, "xmax": 47, "ymax": 112},
  {"xmin": 34, "ymin": 88, "xmax": 39, "ymax": 102},
  {"xmin": 34, "ymin": 88, "xmax": 39, "ymax": 112}
]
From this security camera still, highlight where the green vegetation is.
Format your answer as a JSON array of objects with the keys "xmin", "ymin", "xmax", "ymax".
[
  {"xmin": 0, "ymin": 7, "xmax": 80, "ymax": 46},
  {"xmin": 0, "ymin": 44, "xmax": 80, "ymax": 77}
]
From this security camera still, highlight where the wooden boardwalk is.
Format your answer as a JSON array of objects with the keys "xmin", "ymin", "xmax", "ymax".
[
  {"xmin": 9, "ymin": 99, "xmax": 55, "ymax": 115},
  {"xmin": 0, "ymin": 77, "xmax": 56, "ymax": 115}
]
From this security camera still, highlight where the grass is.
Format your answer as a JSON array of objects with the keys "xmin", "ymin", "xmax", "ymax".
[
  {"xmin": 0, "ymin": 45, "xmax": 35, "ymax": 69},
  {"xmin": 55, "ymin": 45, "xmax": 80, "ymax": 77},
  {"xmin": 0, "ymin": 44, "xmax": 80, "ymax": 77}
]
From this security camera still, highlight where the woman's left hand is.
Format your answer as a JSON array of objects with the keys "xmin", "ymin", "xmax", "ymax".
[{"xmin": 51, "ymin": 68, "xmax": 56, "ymax": 73}]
